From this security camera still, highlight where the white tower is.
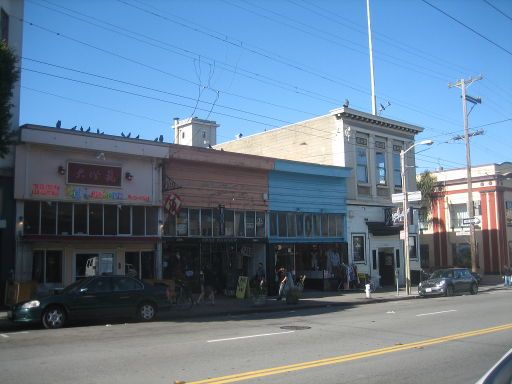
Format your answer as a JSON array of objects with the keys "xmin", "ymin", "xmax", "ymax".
[{"xmin": 173, "ymin": 117, "xmax": 219, "ymax": 148}]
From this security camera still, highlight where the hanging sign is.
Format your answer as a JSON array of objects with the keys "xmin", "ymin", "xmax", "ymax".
[{"xmin": 164, "ymin": 193, "xmax": 182, "ymax": 215}]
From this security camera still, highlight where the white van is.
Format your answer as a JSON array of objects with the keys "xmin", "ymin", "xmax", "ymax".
[{"xmin": 85, "ymin": 257, "xmax": 98, "ymax": 276}]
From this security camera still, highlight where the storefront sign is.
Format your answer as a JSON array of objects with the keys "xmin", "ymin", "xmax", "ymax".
[
  {"xmin": 66, "ymin": 186, "xmax": 124, "ymax": 201},
  {"xmin": 32, "ymin": 184, "xmax": 60, "ymax": 197},
  {"xmin": 128, "ymin": 194, "xmax": 150, "ymax": 202},
  {"xmin": 67, "ymin": 162, "xmax": 122, "ymax": 187},
  {"xmin": 164, "ymin": 193, "xmax": 182, "ymax": 215}
]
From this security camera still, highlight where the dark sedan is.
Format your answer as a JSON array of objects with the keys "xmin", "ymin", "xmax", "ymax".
[
  {"xmin": 8, "ymin": 275, "xmax": 171, "ymax": 329},
  {"xmin": 418, "ymin": 268, "xmax": 478, "ymax": 297}
]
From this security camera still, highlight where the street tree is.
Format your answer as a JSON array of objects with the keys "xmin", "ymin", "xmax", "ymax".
[{"xmin": 0, "ymin": 41, "xmax": 20, "ymax": 158}]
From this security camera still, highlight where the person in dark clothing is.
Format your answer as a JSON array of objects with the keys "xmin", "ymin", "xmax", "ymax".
[{"xmin": 197, "ymin": 266, "xmax": 215, "ymax": 305}]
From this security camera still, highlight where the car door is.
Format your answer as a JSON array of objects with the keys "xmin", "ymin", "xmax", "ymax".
[
  {"xmin": 67, "ymin": 277, "xmax": 113, "ymax": 321},
  {"xmin": 109, "ymin": 276, "xmax": 144, "ymax": 318}
]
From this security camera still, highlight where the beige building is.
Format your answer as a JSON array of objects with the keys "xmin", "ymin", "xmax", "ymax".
[
  {"xmin": 215, "ymin": 107, "xmax": 425, "ymax": 287},
  {"xmin": 419, "ymin": 162, "xmax": 512, "ymax": 275}
]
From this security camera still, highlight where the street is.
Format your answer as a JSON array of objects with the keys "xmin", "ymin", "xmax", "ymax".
[{"xmin": 1, "ymin": 289, "xmax": 511, "ymax": 384}]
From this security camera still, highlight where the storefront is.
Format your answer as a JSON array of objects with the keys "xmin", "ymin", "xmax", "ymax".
[{"xmin": 13, "ymin": 125, "xmax": 168, "ymax": 293}]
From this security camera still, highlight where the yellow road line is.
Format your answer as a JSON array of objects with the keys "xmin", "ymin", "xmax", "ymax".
[{"xmin": 184, "ymin": 323, "xmax": 512, "ymax": 384}]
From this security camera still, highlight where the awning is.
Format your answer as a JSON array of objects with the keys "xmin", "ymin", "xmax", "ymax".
[{"xmin": 366, "ymin": 221, "xmax": 402, "ymax": 236}]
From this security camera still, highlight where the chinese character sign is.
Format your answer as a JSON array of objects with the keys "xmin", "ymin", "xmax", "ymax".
[{"xmin": 67, "ymin": 162, "xmax": 122, "ymax": 187}]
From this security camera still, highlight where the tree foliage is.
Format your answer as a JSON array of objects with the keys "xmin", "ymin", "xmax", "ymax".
[
  {"xmin": 0, "ymin": 41, "xmax": 20, "ymax": 158},
  {"xmin": 416, "ymin": 171, "xmax": 438, "ymax": 217}
]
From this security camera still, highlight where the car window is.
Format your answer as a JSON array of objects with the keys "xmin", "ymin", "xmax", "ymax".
[
  {"xmin": 112, "ymin": 277, "xmax": 142, "ymax": 292},
  {"xmin": 86, "ymin": 278, "xmax": 111, "ymax": 293}
]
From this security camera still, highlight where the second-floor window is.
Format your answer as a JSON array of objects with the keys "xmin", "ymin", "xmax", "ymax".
[
  {"xmin": 450, "ymin": 203, "xmax": 468, "ymax": 229},
  {"xmin": 393, "ymin": 152, "xmax": 401, "ymax": 188},
  {"xmin": 356, "ymin": 147, "xmax": 368, "ymax": 183},
  {"xmin": 375, "ymin": 150, "xmax": 387, "ymax": 185}
]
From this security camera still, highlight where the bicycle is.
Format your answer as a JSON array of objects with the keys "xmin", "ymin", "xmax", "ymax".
[{"xmin": 166, "ymin": 279, "xmax": 194, "ymax": 310}]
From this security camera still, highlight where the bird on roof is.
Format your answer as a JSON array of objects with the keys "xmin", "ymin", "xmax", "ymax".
[
  {"xmin": 159, "ymin": 135, "xmax": 164, "ymax": 142},
  {"xmin": 121, "ymin": 132, "xmax": 126, "ymax": 137},
  {"xmin": 80, "ymin": 126, "xmax": 84, "ymax": 131},
  {"xmin": 343, "ymin": 99, "xmax": 349, "ymax": 108},
  {"xmin": 126, "ymin": 132, "xmax": 131, "ymax": 138},
  {"xmin": 154, "ymin": 137, "xmax": 158, "ymax": 141},
  {"xmin": 71, "ymin": 126, "xmax": 77, "ymax": 130},
  {"xmin": 96, "ymin": 129, "xmax": 100, "ymax": 134},
  {"xmin": 135, "ymin": 134, "xmax": 139, "ymax": 139},
  {"xmin": 86, "ymin": 127, "xmax": 91, "ymax": 132},
  {"xmin": 56, "ymin": 120, "xmax": 61, "ymax": 128}
]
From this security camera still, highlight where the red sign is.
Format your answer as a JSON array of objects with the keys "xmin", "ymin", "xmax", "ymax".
[
  {"xmin": 32, "ymin": 184, "xmax": 60, "ymax": 196},
  {"xmin": 164, "ymin": 193, "xmax": 182, "ymax": 215},
  {"xmin": 67, "ymin": 162, "xmax": 122, "ymax": 187}
]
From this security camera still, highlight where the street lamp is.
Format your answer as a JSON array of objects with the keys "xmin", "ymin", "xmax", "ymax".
[{"xmin": 401, "ymin": 139, "xmax": 433, "ymax": 295}]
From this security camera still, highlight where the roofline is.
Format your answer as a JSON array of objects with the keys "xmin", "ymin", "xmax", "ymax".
[{"xmin": 330, "ymin": 107, "xmax": 424, "ymax": 134}]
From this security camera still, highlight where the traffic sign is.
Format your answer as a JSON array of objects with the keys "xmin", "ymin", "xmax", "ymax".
[
  {"xmin": 391, "ymin": 191, "xmax": 422, "ymax": 204},
  {"xmin": 462, "ymin": 217, "xmax": 481, "ymax": 226}
]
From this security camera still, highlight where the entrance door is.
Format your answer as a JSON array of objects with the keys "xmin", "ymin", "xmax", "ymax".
[{"xmin": 378, "ymin": 248, "xmax": 395, "ymax": 286}]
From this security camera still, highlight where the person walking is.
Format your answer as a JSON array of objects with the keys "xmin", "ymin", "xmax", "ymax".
[
  {"xmin": 504, "ymin": 265, "xmax": 511, "ymax": 288},
  {"xmin": 197, "ymin": 266, "xmax": 215, "ymax": 305},
  {"xmin": 276, "ymin": 267, "xmax": 287, "ymax": 301}
]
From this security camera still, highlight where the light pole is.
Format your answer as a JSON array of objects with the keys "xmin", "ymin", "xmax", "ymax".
[{"xmin": 401, "ymin": 139, "xmax": 433, "ymax": 295}]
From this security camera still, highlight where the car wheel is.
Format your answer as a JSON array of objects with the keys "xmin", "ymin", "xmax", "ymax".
[
  {"xmin": 470, "ymin": 283, "xmax": 478, "ymax": 295},
  {"xmin": 42, "ymin": 306, "xmax": 66, "ymax": 329},
  {"xmin": 138, "ymin": 302, "xmax": 156, "ymax": 321},
  {"xmin": 445, "ymin": 285, "xmax": 454, "ymax": 297}
]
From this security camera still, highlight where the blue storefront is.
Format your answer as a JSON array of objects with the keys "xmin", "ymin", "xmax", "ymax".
[{"xmin": 267, "ymin": 160, "xmax": 350, "ymax": 292}]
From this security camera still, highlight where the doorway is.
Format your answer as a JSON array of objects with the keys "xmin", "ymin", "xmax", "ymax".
[{"xmin": 378, "ymin": 248, "xmax": 395, "ymax": 286}]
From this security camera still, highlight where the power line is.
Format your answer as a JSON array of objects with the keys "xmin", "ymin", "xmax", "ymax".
[
  {"xmin": 483, "ymin": 0, "xmax": 512, "ymax": 22},
  {"xmin": 421, "ymin": 0, "xmax": 512, "ymax": 56}
]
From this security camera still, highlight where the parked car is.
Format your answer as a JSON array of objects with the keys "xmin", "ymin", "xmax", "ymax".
[
  {"xmin": 418, "ymin": 268, "xmax": 478, "ymax": 297},
  {"xmin": 8, "ymin": 275, "xmax": 171, "ymax": 329}
]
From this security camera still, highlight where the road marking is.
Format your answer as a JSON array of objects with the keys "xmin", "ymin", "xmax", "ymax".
[
  {"xmin": 0, "ymin": 331, "xmax": 29, "ymax": 338},
  {"xmin": 207, "ymin": 331, "xmax": 295, "ymax": 343},
  {"xmin": 416, "ymin": 309, "xmax": 457, "ymax": 317},
  {"xmin": 185, "ymin": 323, "xmax": 512, "ymax": 383}
]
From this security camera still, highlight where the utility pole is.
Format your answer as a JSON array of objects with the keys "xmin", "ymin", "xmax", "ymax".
[
  {"xmin": 366, "ymin": 0, "xmax": 377, "ymax": 115},
  {"xmin": 449, "ymin": 75, "xmax": 483, "ymax": 273}
]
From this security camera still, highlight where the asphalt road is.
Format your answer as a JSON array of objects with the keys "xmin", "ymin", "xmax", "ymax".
[{"xmin": 1, "ymin": 289, "xmax": 511, "ymax": 384}]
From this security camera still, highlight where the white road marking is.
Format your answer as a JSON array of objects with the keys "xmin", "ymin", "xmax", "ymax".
[
  {"xmin": 207, "ymin": 330, "xmax": 295, "ymax": 343},
  {"xmin": 0, "ymin": 331, "xmax": 29, "ymax": 338},
  {"xmin": 416, "ymin": 309, "xmax": 457, "ymax": 317}
]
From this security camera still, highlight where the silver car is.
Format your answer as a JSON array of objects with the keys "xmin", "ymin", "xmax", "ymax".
[{"xmin": 418, "ymin": 268, "xmax": 478, "ymax": 297}]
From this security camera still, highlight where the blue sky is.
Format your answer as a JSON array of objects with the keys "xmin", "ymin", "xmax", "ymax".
[{"xmin": 19, "ymin": 0, "xmax": 512, "ymax": 173}]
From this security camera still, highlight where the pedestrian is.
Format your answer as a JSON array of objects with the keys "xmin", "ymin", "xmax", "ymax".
[
  {"xmin": 504, "ymin": 265, "xmax": 511, "ymax": 288},
  {"xmin": 276, "ymin": 267, "xmax": 287, "ymax": 301},
  {"xmin": 197, "ymin": 266, "xmax": 215, "ymax": 305}
]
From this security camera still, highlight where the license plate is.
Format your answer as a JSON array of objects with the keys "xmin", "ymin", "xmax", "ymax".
[{"xmin": 426, "ymin": 288, "xmax": 432, "ymax": 293}]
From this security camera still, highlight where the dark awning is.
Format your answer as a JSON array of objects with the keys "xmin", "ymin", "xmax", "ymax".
[{"xmin": 366, "ymin": 221, "xmax": 402, "ymax": 236}]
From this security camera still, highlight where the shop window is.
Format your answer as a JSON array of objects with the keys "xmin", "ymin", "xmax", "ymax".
[
  {"xmin": 74, "ymin": 203, "xmax": 88, "ymax": 235},
  {"xmin": 141, "ymin": 251, "xmax": 155, "ymax": 279},
  {"xmin": 165, "ymin": 214, "xmax": 176, "ymax": 236},
  {"xmin": 189, "ymin": 209, "xmax": 200, "ymax": 236},
  {"xmin": 104, "ymin": 204, "xmax": 118, "ymax": 235},
  {"xmin": 269, "ymin": 212, "xmax": 277, "ymax": 237},
  {"xmin": 321, "ymin": 214, "xmax": 328, "ymax": 237},
  {"xmin": 24, "ymin": 201, "xmax": 40, "ymax": 234},
  {"xmin": 256, "ymin": 212, "xmax": 266, "ymax": 237},
  {"xmin": 213, "ymin": 208, "xmax": 220, "ymax": 236},
  {"xmin": 246, "ymin": 211, "xmax": 255, "ymax": 237},
  {"xmin": 328, "ymin": 214, "xmax": 337, "ymax": 237},
  {"xmin": 146, "ymin": 206, "xmax": 158, "ymax": 235},
  {"xmin": 89, "ymin": 204, "xmax": 103, "ymax": 235},
  {"xmin": 296, "ymin": 213, "xmax": 304, "ymax": 237},
  {"xmin": 41, "ymin": 201, "xmax": 57, "ymax": 235},
  {"xmin": 313, "ymin": 214, "xmax": 321, "ymax": 237},
  {"xmin": 304, "ymin": 214, "xmax": 313, "ymax": 237},
  {"xmin": 449, "ymin": 203, "xmax": 468, "ymax": 229},
  {"xmin": 58, "ymin": 202, "xmax": 72, "ymax": 235},
  {"xmin": 352, "ymin": 234, "xmax": 365, "ymax": 263},
  {"xmin": 235, "ymin": 211, "xmax": 245, "ymax": 237},
  {"xmin": 201, "ymin": 209, "xmax": 212, "ymax": 236},
  {"xmin": 32, "ymin": 250, "xmax": 63, "ymax": 284},
  {"xmin": 125, "ymin": 251, "xmax": 140, "ymax": 278},
  {"xmin": 335, "ymin": 214, "xmax": 344, "ymax": 237},
  {"xmin": 177, "ymin": 209, "xmax": 188, "ymax": 236},
  {"xmin": 278, "ymin": 212, "xmax": 287, "ymax": 237},
  {"xmin": 473, "ymin": 200, "xmax": 481, "ymax": 216},
  {"xmin": 75, "ymin": 253, "xmax": 97, "ymax": 279},
  {"xmin": 224, "ymin": 209, "xmax": 234, "ymax": 236},
  {"xmin": 287, "ymin": 212, "xmax": 296, "ymax": 237},
  {"xmin": 132, "ymin": 206, "xmax": 145, "ymax": 235},
  {"xmin": 393, "ymin": 144, "xmax": 402, "ymax": 190},
  {"xmin": 409, "ymin": 236, "xmax": 417, "ymax": 259},
  {"xmin": 118, "ymin": 205, "xmax": 131, "ymax": 235}
]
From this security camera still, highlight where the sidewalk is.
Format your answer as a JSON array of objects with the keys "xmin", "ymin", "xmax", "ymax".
[{"xmin": 0, "ymin": 284, "xmax": 506, "ymax": 329}]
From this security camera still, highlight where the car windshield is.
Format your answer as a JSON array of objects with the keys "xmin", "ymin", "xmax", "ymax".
[{"xmin": 430, "ymin": 270, "xmax": 453, "ymax": 279}]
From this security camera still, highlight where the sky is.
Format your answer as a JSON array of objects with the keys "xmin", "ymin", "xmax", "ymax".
[{"xmin": 18, "ymin": 0, "xmax": 512, "ymax": 173}]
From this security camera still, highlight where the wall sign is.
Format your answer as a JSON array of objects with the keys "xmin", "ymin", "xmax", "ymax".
[
  {"xmin": 66, "ymin": 186, "xmax": 124, "ymax": 201},
  {"xmin": 32, "ymin": 184, "xmax": 60, "ymax": 197},
  {"xmin": 67, "ymin": 162, "xmax": 122, "ymax": 187}
]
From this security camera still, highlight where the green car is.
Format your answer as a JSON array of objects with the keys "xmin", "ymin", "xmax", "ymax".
[{"xmin": 8, "ymin": 276, "xmax": 171, "ymax": 329}]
